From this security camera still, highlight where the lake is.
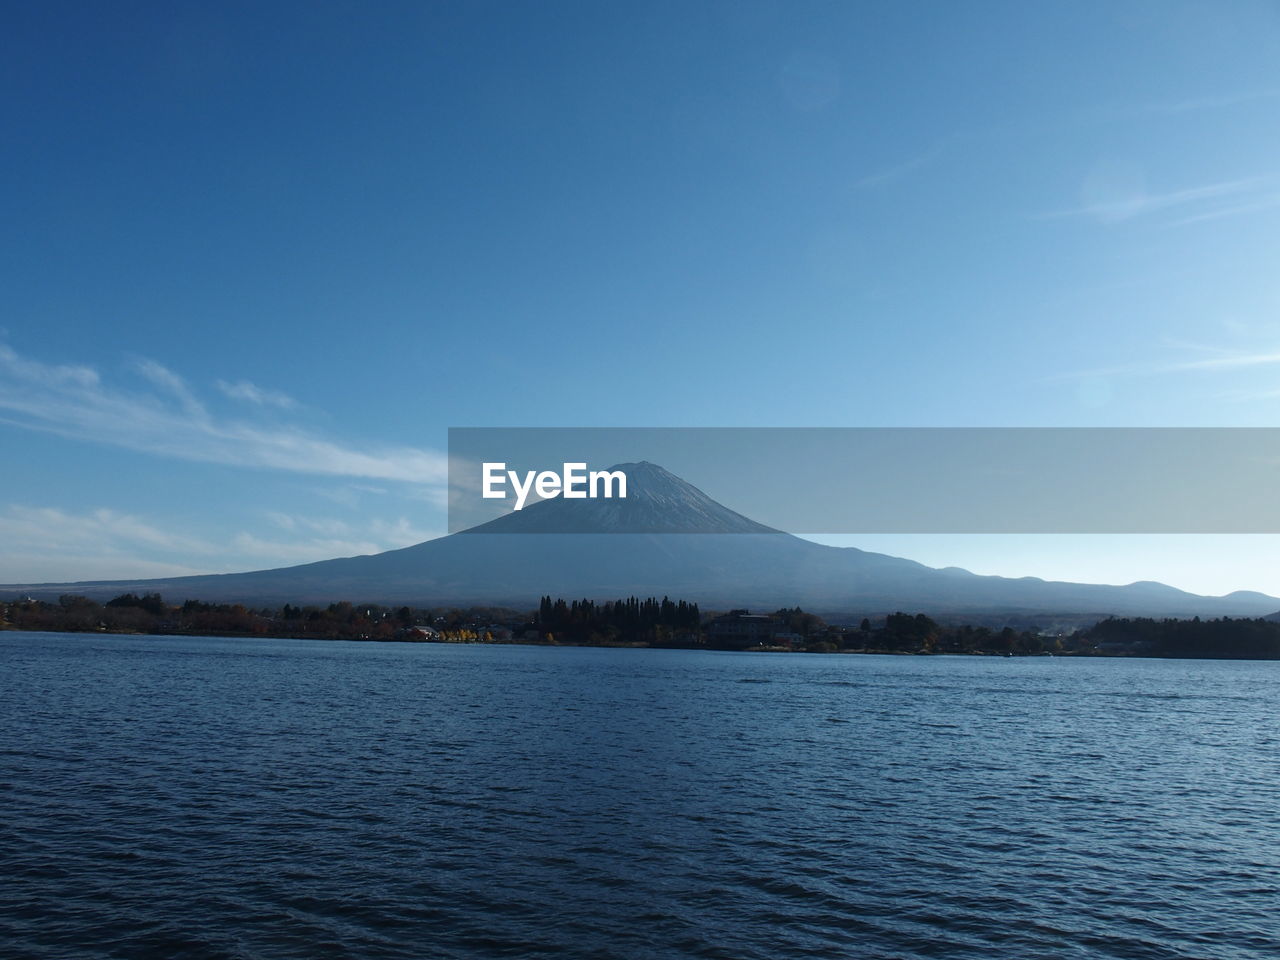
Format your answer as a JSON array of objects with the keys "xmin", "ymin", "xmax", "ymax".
[{"xmin": 1, "ymin": 632, "xmax": 1277, "ymax": 958}]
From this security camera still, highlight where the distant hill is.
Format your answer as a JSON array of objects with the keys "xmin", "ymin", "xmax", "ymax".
[{"xmin": 4, "ymin": 461, "xmax": 1278, "ymax": 621}]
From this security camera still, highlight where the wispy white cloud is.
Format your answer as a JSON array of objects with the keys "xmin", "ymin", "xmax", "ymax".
[
  {"xmin": 310, "ymin": 480, "xmax": 445, "ymax": 510},
  {"xmin": 1049, "ymin": 343, "xmax": 1280, "ymax": 383},
  {"xmin": 0, "ymin": 505, "xmax": 215, "ymax": 582},
  {"xmin": 216, "ymin": 378, "xmax": 297, "ymax": 409},
  {"xmin": 854, "ymin": 148, "xmax": 935, "ymax": 190},
  {"xmin": 0, "ymin": 345, "xmax": 99, "ymax": 387},
  {"xmin": 0, "ymin": 553, "xmax": 208, "ymax": 585},
  {"xmin": 1134, "ymin": 89, "xmax": 1280, "ymax": 117},
  {"xmin": 0, "ymin": 345, "xmax": 447, "ymax": 487},
  {"xmin": 264, "ymin": 510, "xmax": 436, "ymax": 544},
  {"xmin": 1041, "ymin": 175, "xmax": 1275, "ymax": 224},
  {"xmin": 0, "ymin": 505, "xmax": 214, "ymax": 556},
  {"xmin": 1166, "ymin": 350, "xmax": 1280, "ymax": 372},
  {"xmin": 853, "ymin": 135, "xmax": 960, "ymax": 191},
  {"xmin": 1166, "ymin": 192, "xmax": 1280, "ymax": 227},
  {"xmin": 136, "ymin": 358, "xmax": 208, "ymax": 418},
  {"xmin": 1218, "ymin": 385, "xmax": 1280, "ymax": 403},
  {"xmin": 0, "ymin": 502, "xmax": 444, "ymax": 584},
  {"xmin": 232, "ymin": 513, "xmax": 441, "ymax": 564},
  {"xmin": 230, "ymin": 531, "xmax": 386, "ymax": 563},
  {"xmin": 1066, "ymin": 89, "xmax": 1280, "ymax": 131}
]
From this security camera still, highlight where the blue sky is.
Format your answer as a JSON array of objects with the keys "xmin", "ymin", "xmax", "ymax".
[{"xmin": 3, "ymin": 1, "xmax": 1280, "ymax": 595}]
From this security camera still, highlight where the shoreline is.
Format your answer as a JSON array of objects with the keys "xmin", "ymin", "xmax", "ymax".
[{"xmin": 5, "ymin": 624, "xmax": 1277, "ymax": 662}]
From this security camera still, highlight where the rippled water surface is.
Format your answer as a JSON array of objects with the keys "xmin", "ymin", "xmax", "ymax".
[{"xmin": 2, "ymin": 632, "xmax": 1278, "ymax": 959}]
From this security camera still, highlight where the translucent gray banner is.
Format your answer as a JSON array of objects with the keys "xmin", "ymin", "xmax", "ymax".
[{"xmin": 447, "ymin": 427, "xmax": 1280, "ymax": 534}]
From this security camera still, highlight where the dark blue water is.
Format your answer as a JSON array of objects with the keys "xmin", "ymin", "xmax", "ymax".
[{"xmin": 2, "ymin": 632, "xmax": 1277, "ymax": 959}]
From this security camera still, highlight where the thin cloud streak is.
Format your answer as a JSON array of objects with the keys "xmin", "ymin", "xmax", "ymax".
[
  {"xmin": 264, "ymin": 510, "xmax": 437, "ymax": 544},
  {"xmin": 1219, "ymin": 386, "xmax": 1280, "ymax": 403},
  {"xmin": 1040, "ymin": 175, "xmax": 1274, "ymax": 223},
  {"xmin": 1137, "ymin": 89, "xmax": 1280, "ymax": 116},
  {"xmin": 0, "ymin": 505, "xmax": 215, "ymax": 556},
  {"xmin": 0, "ymin": 345, "xmax": 447, "ymax": 487},
  {"xmin": 0, "ymin": 502, "xmax": 444, "ymax": 583},
  {"xmin": 855, "ymin": 149, "xmax": 934, "ymax": 190},
  {"xmin": 1066, "ymin": 89, "xmax": 1280, "ymax": 130},
  {"xmin": 216, "ymin": 378, "xmax": 298, "ymax": 409},
  {"xmin": 1050, "ymin": 345, "xmax": 1280, "ymax": 383},
  {"xmin": 1167, "ymin": 192, "xmax": 1280, "ymax": 226},
  {"xmin": 1172, "ymin": 350, "xmax": 1280, "ymax": 371},
  {"xmin": 136, "ymin": 358, "xmax": 208, "ymax": 418},
  {"xmin": 854, "ymin": 136, "xmax": 959, "ymax": 191},
  {"xmin": 0, "ymin": 504, "xmax": 215, "ymax": 582}
]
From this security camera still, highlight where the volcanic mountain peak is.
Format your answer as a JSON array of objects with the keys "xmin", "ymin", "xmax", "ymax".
[{"xmin": 464, "ymin": 460, "xmax": 778, "ymax": 534}]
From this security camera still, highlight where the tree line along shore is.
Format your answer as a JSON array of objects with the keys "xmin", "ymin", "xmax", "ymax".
[{"xmin": 4, "ymin": 592, "xmax": 1280, "ymax": 660}]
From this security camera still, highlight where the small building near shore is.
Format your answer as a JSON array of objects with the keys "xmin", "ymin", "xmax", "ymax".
[
  {"xmin": 707, "ymin": 611, "xmax": 779, "ymax": 648},
  {"xmin": 403, "ymin": 625, "xmax": 441, "ymax": 641}
]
